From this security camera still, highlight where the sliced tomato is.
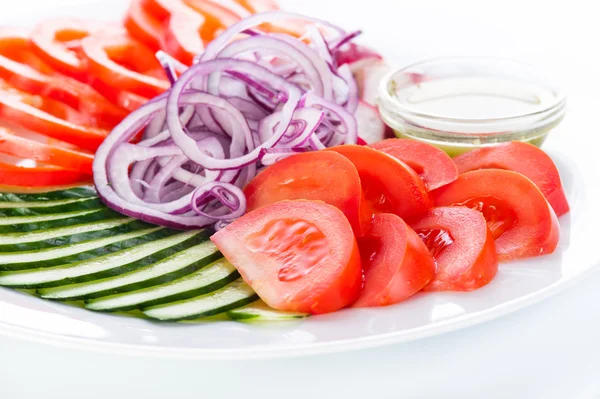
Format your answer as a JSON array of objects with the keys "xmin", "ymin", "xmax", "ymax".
[
  {"xmin": 432, "ymin": 169, "xmax": 560, "ymax": 261},
  {"xmin": 212, "ymin": 200, "xmax": 362, "ymax": 314},
  {"xmin": 453, "ymin": 141, "xmax": 569, "ymax": 217},
  {"xmin": 124, "ymin": 0, "xmax": 166, "ymax": 52},
  {"xmin": 410, "ymin": 207, "xmax": 498, "ymax": 291},
  {"xmin": 353, "ymin": 213, "xmax": 435, "ymax": 307},
  {"xmin": 0, "ymin": 82, "xmax": 108, "ymax": 152},
  {"xmin": 162, "ymin": 11, "xmax": 206, "ymax": 65},
  {"xmin": 81, "ymin": 31, "xmax": 169, "ymax": 98},
  {"xmin": 327, "ymin": 145, "xmax": 431, "ymax": 228},
  {"xmin": 244, "ymin": 151, "xmax": 363, "ymax": 236},
  {"xmin": 370, "ymin": 139, "xmax": 458, "ymax": 191},
  {"xmin": 30, "ymin": 19, "xmax": 101, "ymax": 81},
  {"xmin": 0, "ymin": 153, "xmax": 90, "ymax": 187},
  {"xmin": 1, "ymin": 27, "xmax": 127, "ymax": 127},
  {"xmin": 0, "ymin": 124, "xmax": 94, "ymax": 174}
]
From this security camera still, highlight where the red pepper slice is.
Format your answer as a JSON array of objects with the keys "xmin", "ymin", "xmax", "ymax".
[
  {"xmin": 0, "ymin": 153, "xmax": 90, "ymax": 187},
  {"xmin": 0, "ymin": 82, "xmax": 108, "ymax": 152},
  {"xmin": 81, "ymin": 31, "xmax": 169, "ymax": 98}
]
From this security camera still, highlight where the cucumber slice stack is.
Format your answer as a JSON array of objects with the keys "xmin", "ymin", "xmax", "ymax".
[{"xmin": 0, "ymin": 188, "xmax": 307, "ymax": 322}]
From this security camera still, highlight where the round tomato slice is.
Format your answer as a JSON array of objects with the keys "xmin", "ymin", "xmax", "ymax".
[
  {"xmin": 0, "ymin": 154, "xmax": 90, "ymax": 187},
  {"xmin": 0, "ymin": 124, "xmax": 94, "ymax": 174},
  {"xmin": 124, "ymin": 0, "xmax": 166, "ymax": 52},
  {"xmin": 162, "ymin": 11, "xmax": 206, "ymax": 65},
  {"xmin": 211, "ymin": 200, "xmax": 362, "ymax": 314},
  {"xmin": 327, "ymin": 145, "xmax": 432, "ymax": 227},
  {"xmin": 244, "ymin": 151, "xmax": 363, "ymax": 236},
  {"xmin": 410, "ymin": 207, "xmax": 498, "ymax": 291},
  {"xmin": 30, "ymin": 19, "xmax": 102, "ymax": 81},
  {"xmin": 81, "ymin": 31, "xmax": 169, "ymax": 98},
  {"xmin": 0, "ymin": 83, "xmax": 108, "ymax": 152},
  {"xmin": 432, "ymin": 169, "xmax": 560, "ymax": 261},
  {"xmin": 453, "ymin": 141, "xmax": 569, "ymax": 217},
  {"xmin": 370, "ymin": 139, "xmax": 458, "ymax": 191},
  {"xmin": 353, "ymin": 213, "xmax": 435, "ymax": 307}
]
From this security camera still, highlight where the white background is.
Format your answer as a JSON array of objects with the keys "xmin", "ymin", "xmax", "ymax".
[{"xmin": 1, "ymin": 0, "xmax": 600, "ymax": 398}]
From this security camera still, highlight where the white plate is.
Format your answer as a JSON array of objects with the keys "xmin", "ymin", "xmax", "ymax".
[{"xmin": 1, "ymin": 0, "xmax": 599, "ymax": 360}]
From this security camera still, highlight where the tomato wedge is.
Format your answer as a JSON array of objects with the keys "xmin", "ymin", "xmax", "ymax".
[
  {"xmin": 81, "ymin": 31, "xmax": 169, "ymax": 98},
  {"xmin": 0, "ymin": 82, "xmax": 108, "ymax": 151},
  {"xmin": 244, "ymin": 151, "xmax": 363, "ymax": 236},
  {"xmin": 327, "ymin": 145, "xmax": 431, "ymax": 227},
  {"xmin": 30, "ymin": 19, "xmax": 101, "ymax": 81},
  {"xmin": 1, "ymin": 27, "xmax": 127, "ymax": 127},
  {"xmin": 162, "ymin": 11, "xmax": 206, "ymax": 65},
  {"xmin": 453, "ymin": 141, "xmax": 570, "ymax": 217},
  {"xmin": 354, "ymin": 213, "xmax": 435, "ymax": 307},
  {"xmin": 124, "ymin": 0, "xmax": 166, "ymax": 52},
  {"xmin": 432, "ymin": 169, "xmax": 560, "ymax": 261},
  {"xmin": 0, "ymin": 124, "xmax": 94, "ymax": 174},
  {"xmin": 212, "ymin": 200, "xmax": 362, "ymax": 314},
  {"xmin": 410, "ymin": 207, "xmax": 498, "ymax": 291},
  {"xmin": 0, "ymin": 153, "xmax": 90, "ymax": 187},
  {"xmin": 370, "ymin": 139, "xmax": 458, "ymax": 191}
]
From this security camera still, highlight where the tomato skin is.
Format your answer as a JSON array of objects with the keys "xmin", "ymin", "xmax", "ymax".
[
  {"xmin": 162, "ymin": 11, "xmax": 206, "ymax": 65},
  {"xmin": 0, "ymin": 154, "xmax": 90, "ymax": 187},
  {"xmin": 0, "ymin": 83, "xmax": 108, "ymax": 152},
  {"xmin": 353, "ymin": 213, "xmax": 435, "ymax": 307},
  {"xmin": 211, "ymin": 200, "xmax": 362, "ymax": 314},
  {"xmin": 410, "ymin": 207, "xmax": 498, "ymax": 291},
  {"xmin": 453, "ymin": 141, "xmax": 569, "ymax": 217},
  {"xmin": 0, "ymin": 125, "xmax": 94, "ymax": 174},
  {"xmin": 432, "ymin": 169, "xmax": 560, "ymax": 261},
  {"xmin": 244, "ymin": 151, "xmax": 364, "ymax": 236},
  {"xmin": 327, "ymin": 145, "xmax": 432, "ymax": 228},
  {"xmin": 370, "ymin": 139, "xmax": 458, "ymax": 191},
  {"xmin": 81, "ymin": 31, "xmax": 169, "ymax": 98}
]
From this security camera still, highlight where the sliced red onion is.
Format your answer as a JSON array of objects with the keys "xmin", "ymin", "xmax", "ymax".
[{"xmin": 93, "ymin": 11, "xmax": 368, "ymax": 230}]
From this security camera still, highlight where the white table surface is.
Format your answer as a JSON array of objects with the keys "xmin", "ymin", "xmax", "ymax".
[{"xmin": 1, "ymin": 0, "xmax": 599, "ymax": 398}]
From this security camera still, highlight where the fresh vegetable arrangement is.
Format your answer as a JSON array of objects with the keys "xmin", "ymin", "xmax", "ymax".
[{"xmin": 0, "ymin": 0, "xmax": 570, "ymax": 322}]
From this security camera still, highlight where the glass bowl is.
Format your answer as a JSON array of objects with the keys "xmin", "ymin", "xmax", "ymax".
[{"xmin": 377, "ymin": 57, "xmax": 567, "ymax": 156}]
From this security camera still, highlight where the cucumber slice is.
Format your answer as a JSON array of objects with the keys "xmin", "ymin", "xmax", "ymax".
[
  {"xmin": 0, "ymin": 218, "xmax": 132, "ymax": 246},
  {"xmin": 0, "ymin": 230, "xmax": 205, "ymax": 288},
  {"xmin": 0, "ymin": 226, "xmax": 163, "ymax": 270},
  {"xmin": 85, "ymin": 258, "xmax": 240, "ymax": 312},
  {"xmin": 0, "ymin": 187, "xmax": 96, "ymax": 202},
  {"xmin": 226, "ymin": 300, "xmax": 308, "ymax": 321},
  {"xmin": 0, "ymin": 219, "xmax": 152, "ymax": 253},
  {"xmin": 0, "ymin": 197, "xmax": 103, "ymax": 217},
  {"xmin": 0, "ymin": 196, "xmax": 98, "ymax": 209},
  {"xmin": 0, "ymin": 208, "xmax": 123, "ymax": 234},
  {"xmin": 39, "ymin": 241, "xmax": 222, "ymax": 300},
  {"xmin": 142, "ymin": 279, "xmax": 258, "ymax": 321}
]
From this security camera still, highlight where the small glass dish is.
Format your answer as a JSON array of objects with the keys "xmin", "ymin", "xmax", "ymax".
[{"xmin": 377, "ymin": 57, "xmax": 567, "ymax": 156}]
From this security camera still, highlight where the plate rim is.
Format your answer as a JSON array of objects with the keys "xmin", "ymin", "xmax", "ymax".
[{"xmin": 1, "ymin": 262, "xmax": 598, "ymax": 360}]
